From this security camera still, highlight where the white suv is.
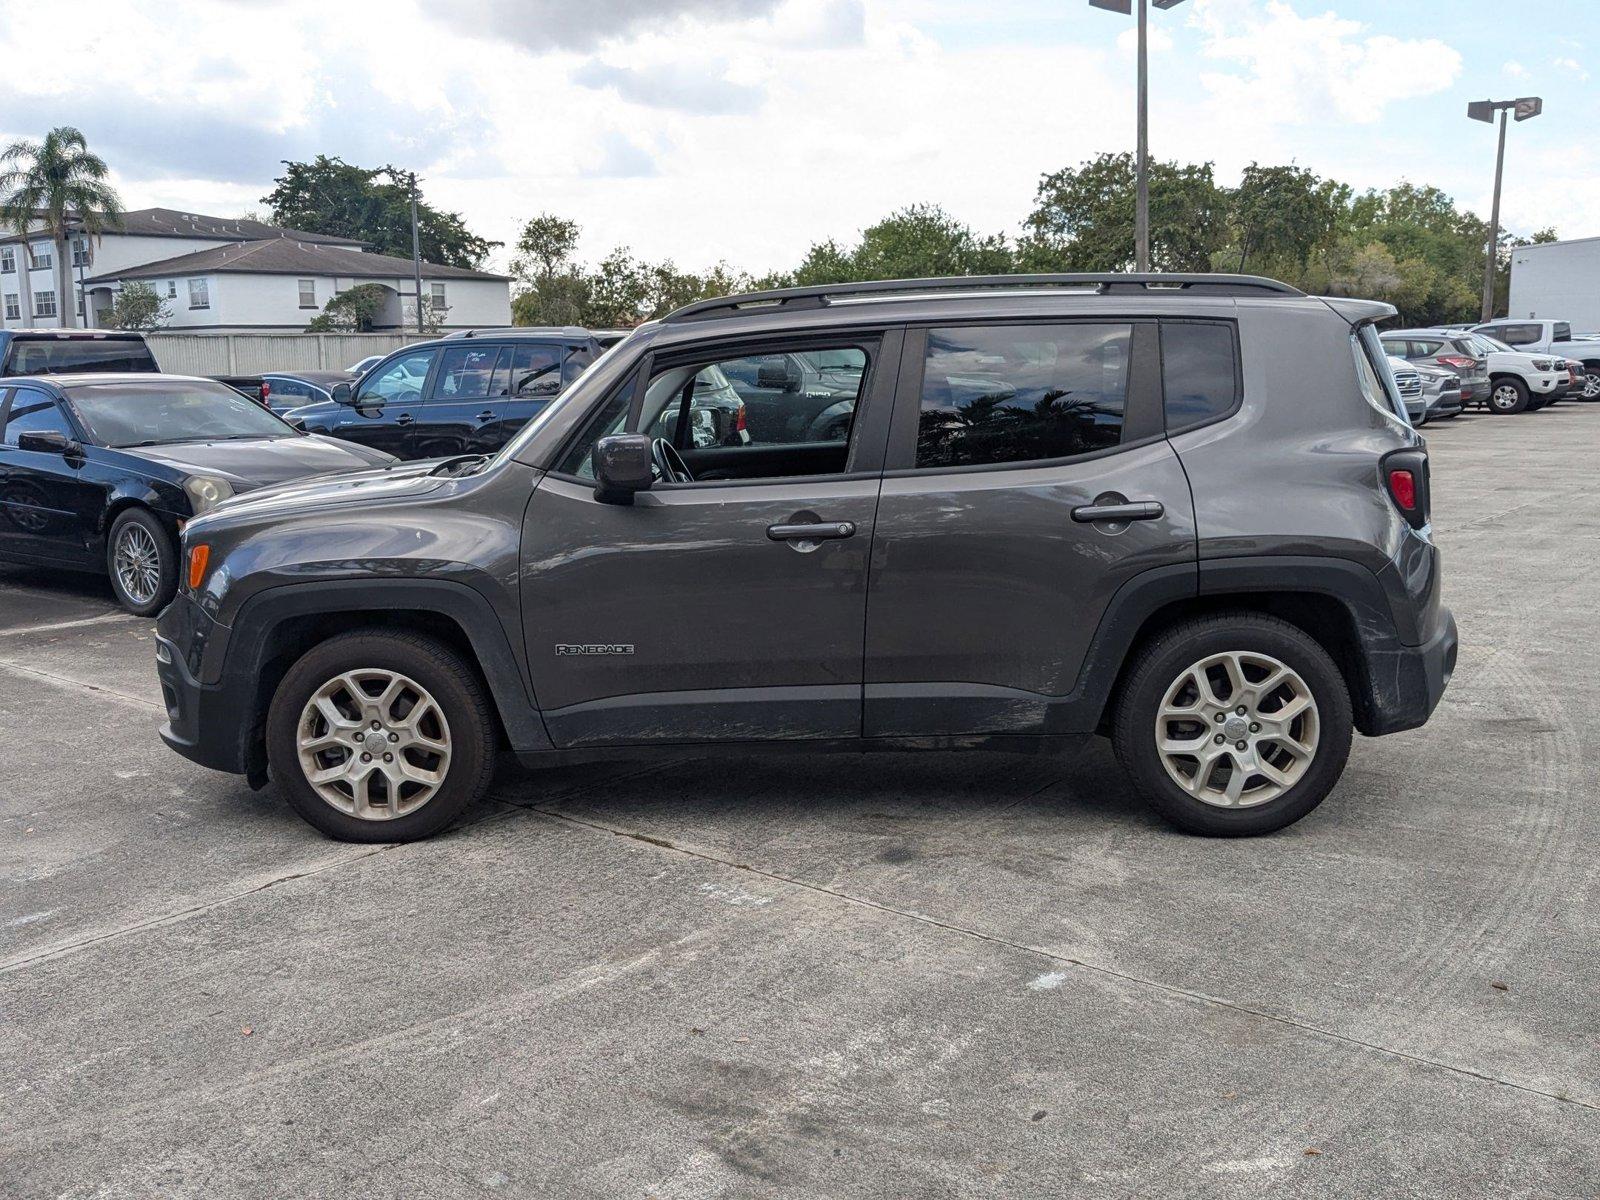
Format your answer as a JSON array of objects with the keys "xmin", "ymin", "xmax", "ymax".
[{"xmin": 1383, "ymin": 328, "xmax": 1562, "ymax": 415}]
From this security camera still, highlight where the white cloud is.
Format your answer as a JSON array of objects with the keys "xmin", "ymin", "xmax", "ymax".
[
  {"xmin": 1553, "ymin": 56, "xmax": 1591, "ymax": 82},
  {"xmin": 1504, "ymin": 60, "xmax": 1529, "ymax": 78},
  {"xmin": 1187, "ymin": 0, "xmax": 1462, "ymax": 125}
]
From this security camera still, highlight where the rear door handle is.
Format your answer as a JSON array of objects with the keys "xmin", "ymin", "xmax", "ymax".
[
  {"xmin": 767, "ymin": 521, "xmax": 855, "ymax": 542},
  {"xmin": 1071, "ymin": 501, "xmax": 1164, "ymax": 523}
]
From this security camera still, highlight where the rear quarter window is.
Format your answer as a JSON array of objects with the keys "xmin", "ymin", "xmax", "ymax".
[{"xmin": 1161, "ymin": 321, "xmax": 1239, "ymax": 433}]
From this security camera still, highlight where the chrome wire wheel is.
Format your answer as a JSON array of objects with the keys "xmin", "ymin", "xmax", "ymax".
[
  {"xmin": 296, "ymin": 669, "xmax": 452, "ymax": 820},
  {"xmin": 113, "ymin": 523, "xmax": 162, "ymax": 606},
  {"xmin": 1154, "ymin": 651, "xmax": 1320, "ymax": 809}
]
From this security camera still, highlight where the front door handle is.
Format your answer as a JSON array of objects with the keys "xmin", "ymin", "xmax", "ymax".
[
  {"xmin": 1071, "ymin": 501, "xmax": 1164, "ymax": 523},
  {"xmin": 767, "ymin": 521, "xmax": 855, "ymax": 542},
  {"xmin": 475, "ymin": 410, "xmax": 495, "ymax": 422},
  {"xmin": 395, "ymin": 413, "xmax": 415, "ymax": 426}
]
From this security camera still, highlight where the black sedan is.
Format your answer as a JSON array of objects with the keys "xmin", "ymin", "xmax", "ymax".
[
  {"xmin": 262, "ymin": 370, "xmax": 359, "ymax": 414},
  {"xmin": 0, "ymin": 374, "xmax": 395, "ymax": 614}
]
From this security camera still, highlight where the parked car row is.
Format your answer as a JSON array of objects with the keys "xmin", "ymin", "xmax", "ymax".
[{"xmin": 1381, "ymin": 321, "xmax": 1600, "ymax": 416}]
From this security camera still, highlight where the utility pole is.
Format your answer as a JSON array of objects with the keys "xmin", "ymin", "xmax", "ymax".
[
  {"xmin": 1090, "ymin": 0, "xmax": 1187, "ymax": 273},
  {"xmin": 408, "ymin": 171, "xmax": 425, "ymax": 333},
  {"xmin": 1134, "ymin": 0, "xmax": 1149, "ymax": 273},
  {"xmin": 1468, "ymin": 96, "xmax": 1542, "ymax": 323}
]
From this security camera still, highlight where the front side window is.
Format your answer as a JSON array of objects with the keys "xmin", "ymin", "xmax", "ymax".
[
  {"xmin": 3, "ymin": 388, "xmax": 75, "ymax": 446},
  {"xmin": 358, "ymin": 349, "xmax": 435, "ymax": 403},
  {"xmin": 188, "ymin": 278, "xmax": 210, "ymax": 309},
  {"xmin": 435, "ymin": 345, "xmax": 498, "ymax": 400},
  {"xmin": 30, "ymin": 242, "xmax": 52, "ymax": 270},
  {"xmin": 657, "ymin": 347, "xmax": 868, "ymax": 452},
  {"xmin": 65, "ymin": 380, "xmax": 293, "ymax": 448},
  {"xmin": 1498, "ymin": 323, "xmax": 1540, "ymax": 346},
  {"xmin": 298, "ymin": 278, "xmax": 316, "ymax": 308},
  {"xmin": 1161, "ymin": 321, "xmax": 1237, "ymax": 434},
  {"xmin": 916, "ymin": 324, "xmax": 1128, "ymax": 469},
  {"xmin": 34, "ymin": 291, "xmax": 57, "ymax": 318},
  {"xmin": 1554, "ymin": 323, "xmax": 1572, "ymax": 343}
]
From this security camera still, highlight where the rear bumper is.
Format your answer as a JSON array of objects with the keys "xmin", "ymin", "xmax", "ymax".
[
  {"xmin": 1360, "ymin": 607, "xmax": 1458, "ymax": 736},
  {"xmin": 1462, "ymin": 379, "xmax": 1490, "ymax": 402}
]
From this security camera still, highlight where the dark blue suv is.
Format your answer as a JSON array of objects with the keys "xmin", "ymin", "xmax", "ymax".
[{"xmin": 281, "ymin": 328, "xmax": 619, "ymax": 460}]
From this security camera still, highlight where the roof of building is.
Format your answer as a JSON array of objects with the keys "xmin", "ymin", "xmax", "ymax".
[
  {"xmin": 85, "ymin": 238, "xmax": 509, "ymax": 284},
  {"xmin": 2, "ymin": 207, "xmax": 367, "ymax": 246}
]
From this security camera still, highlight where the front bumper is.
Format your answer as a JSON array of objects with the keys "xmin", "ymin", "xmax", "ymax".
[
  {"xmin": 1361, "ymin": 607, "xmax": 1459, "ymax": 736},
  {"xmin": 156, "ymin": 598, "xmax": 253, "ymax": 775}
]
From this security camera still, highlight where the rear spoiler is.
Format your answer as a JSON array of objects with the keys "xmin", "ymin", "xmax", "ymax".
[{"xmin": 1318, "ymin": 296, "xmax": 1399, "ymax": 327}]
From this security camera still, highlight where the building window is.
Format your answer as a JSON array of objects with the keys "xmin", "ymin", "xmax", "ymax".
[
  {"xmin": 34, "ymin": 290, "xmax": 58, "ymax": 318},
  {"xmin": 0, "ymin": 247, "xmax": 13, "ymax": 274},
  {"xmin": 188, "ymin": 278, "xmax": 210, "ymax": 310},
  {"xmin": 298, "ymin": 278, "xmax": 317, "ymax": 308},
  {"xmin": 430, "ymin": 281, "xmax": 446, "ymax": 308},
  {"xmin": 76, "ymin": 287, "xmax": 85, "ymax": 317},
  {"xmin": 30, "ymin": 242, "xmax": 53, "ymax": 271},
  {"xmin": 3, "ymin": 294, "xmax": 18, "ymax": 321},
  {"xmin": 166, "ymin": 280, "xmax": 177, "ymax": 299},
  {"xmin": 71, "ymin": 237, "xmax": 92, "ymax": 269}
]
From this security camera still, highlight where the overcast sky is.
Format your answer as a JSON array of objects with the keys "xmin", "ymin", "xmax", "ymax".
[{"xmin": 3, "ymin": 0, "xmax": 1595, "ymax": 274}]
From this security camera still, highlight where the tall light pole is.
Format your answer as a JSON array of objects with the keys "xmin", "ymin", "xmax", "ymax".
[
  {"xmin": 1469, "ymin": 96, "xmax": 1542, "ymax": 322},
  {"xmin": 1090, "ymin": 0, "xmax": 1187, "ymax": 272},
  {"xmin": 407, "ymin": 171, "xmax": 425, "ymax": 333}
]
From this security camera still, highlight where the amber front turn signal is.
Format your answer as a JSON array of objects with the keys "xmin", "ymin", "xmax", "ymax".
[{"xmin": 187, "ymin": 544, "xmax": 211, "ymax": 591}]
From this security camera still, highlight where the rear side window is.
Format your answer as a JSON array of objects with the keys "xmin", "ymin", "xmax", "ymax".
[
  {"xmin": 3, "ymin": 337, "xmax": 157, "ymax": 376},
  {"xmin": 1161, "ymin": 322, "xmax": 1238, "ymax": 433},
  {"xmin": 434, "ymin": 345, "xmax": 498, "ymax": 400},
  {"xmin": 916, "ymin": 323, "xmax": 1129, "ymax": 469}
]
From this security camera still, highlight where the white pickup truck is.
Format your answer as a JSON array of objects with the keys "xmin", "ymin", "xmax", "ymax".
[{"xmin": 1470, "ymin": 319, "xmax": 1600, "ymax": 401}]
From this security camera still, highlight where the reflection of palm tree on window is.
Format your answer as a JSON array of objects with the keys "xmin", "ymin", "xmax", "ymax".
[{"xmin": 919, "ymin": 385, "xmax": 1116, "ymax": 466}]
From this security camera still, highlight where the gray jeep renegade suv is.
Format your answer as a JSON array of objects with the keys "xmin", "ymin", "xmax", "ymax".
[{"xmin": 155, "ymin": 274, "xmax": 1457, "ymax": 841}]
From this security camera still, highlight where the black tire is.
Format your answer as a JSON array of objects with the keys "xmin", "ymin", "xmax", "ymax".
[
  {"xmin": 105, "ymin": 508, "xmax": 178, "ymax": 616},
  {"xmin": 265, "ymin": 631, "xmax": 498, "ymax": 842},
  {"xmin": 1111, "ymin": 613, "xmax": 1354, "ymax": 837},
  {"xmin": 1488, "ymin": 377, "xmax": 1529, "ymax": 414}
]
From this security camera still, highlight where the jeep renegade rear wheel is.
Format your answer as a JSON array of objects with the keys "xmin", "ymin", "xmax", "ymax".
[
  {"xmin": 1112, "ymin": 614, "xmax": 1353, "ymax": 836},
  {"xmin": 266, "ymin": 631, "xmax": 497, "ymax": 841}
]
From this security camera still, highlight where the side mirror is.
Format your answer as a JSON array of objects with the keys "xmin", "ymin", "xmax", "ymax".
[
  {"xmin": 18, "ymin": 430, "xmax": 77, "ymax": 455},
  {"xmin": 285, "ymin": 416, "xmax": 307, "ymax": 432},
  {"xmin": 330, "ymin": 382, "xmax": 356, "ymax": 406},
  {"xmin": 593, "ymin": 434, "xmax": 654, "ymax": 505},
  {"xmin": 756, "ymin": 363, "xmax": 802, "ymax": 392}
]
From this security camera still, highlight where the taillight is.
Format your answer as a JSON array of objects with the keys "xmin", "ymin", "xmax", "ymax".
[
  {"xmin": 1382, "ymin": 450, "xmax": 1430, "ymax": 530},
  {"xmin": 1438, "ymin": 355, "xmax": 1476, "ymax": 371},
  {"xmin": 187, "ymin": 544, "xmax": 211, "ymax": 591},
  {"xmin": 259, "ymin": 379, "xmax": 272, "ymax": 406},
  {"xmin": 1389, "ymin": 469, "xmax": 1417, "ymax": 511},
  {"xmin": 734, "ymin": 404, "xmax": 747, "ymax": 433}
]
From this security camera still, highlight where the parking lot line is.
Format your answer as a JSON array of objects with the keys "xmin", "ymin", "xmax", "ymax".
[{"xmin": 0, "ymin": 612, "xmax": 141, "ymax": 639}]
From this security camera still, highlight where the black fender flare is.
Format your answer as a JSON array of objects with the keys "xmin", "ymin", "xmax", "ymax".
[{"xmin": 225, "ymin": 578, "xmax": 552, "ymax": 753}]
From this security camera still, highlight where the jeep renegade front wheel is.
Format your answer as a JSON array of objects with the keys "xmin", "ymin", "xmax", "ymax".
[
  {"xmin": 266, "ymin": 632, "xmax": 498, "ymax": 841},
  {"xmin": 1112, "ymin": 614, "xmax": 1353, "ymax": 836}
]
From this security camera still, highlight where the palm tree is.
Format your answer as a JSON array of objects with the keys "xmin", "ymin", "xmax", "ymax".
[{"xmin": 0, "ymin": 126, "xmax": 125, "ymax": 328}]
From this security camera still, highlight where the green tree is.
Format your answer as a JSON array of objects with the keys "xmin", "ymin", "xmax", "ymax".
[
  {"xmin": 510, "ymin": 213, "xmax": 590, "ymax": 326},
  {"xmin": 1227, "ymin": 163, "xmax": 1345, "ymax": 273},
  {"xmin": 794, "ymin": 204, "xmax": 1012, "ymax": 284},
  {"xmin": 264, "ymin": 156, "xmax": 497, "ymax": 269},
  {"xmin": 1021, "ymin": 153, "xmax": 1228, "ymax": 273},
  {"xmin": 103, "ymin": 281, "xmax": 170, "ymax": 331},
  {"xmin": 306, "ymin": 283, "xmax": 390, "ymax": 332},
  {"xmin": 0, "ymin": 125, "xmax": 125, "ymax": 329}
]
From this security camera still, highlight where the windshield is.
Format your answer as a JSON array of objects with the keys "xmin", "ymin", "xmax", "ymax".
[
  {"xmin": 6, "ymin": 337, "xmax": 159, "ymax": 375},
  {"xmin": 65, "ymin": 379, "xmax": 297, "ymax": 448}
]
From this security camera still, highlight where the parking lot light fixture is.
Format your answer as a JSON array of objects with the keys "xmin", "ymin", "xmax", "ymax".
[
  {"xmin": 1090, "ymin": 0, "xmax": 1189, "ymax": 273},
  {"xmin": 1469, "ymin": 96, "xmax": 1543, "ymax": 323}
]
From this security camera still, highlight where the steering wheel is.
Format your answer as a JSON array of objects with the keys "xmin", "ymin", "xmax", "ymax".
[{"xmin": 651, "ymin": 437, "xmax": 694, "ymax": 485}]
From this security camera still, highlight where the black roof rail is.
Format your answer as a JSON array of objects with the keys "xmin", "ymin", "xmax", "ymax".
[{"xmin": 662, "ymin": 273, "xmax": 1306, "ymax": 323}]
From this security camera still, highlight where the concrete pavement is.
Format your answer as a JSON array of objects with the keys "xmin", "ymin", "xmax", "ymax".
[{"xmin": 2, "ymin": 404, "xmax": 1596, "ymax": 1198}]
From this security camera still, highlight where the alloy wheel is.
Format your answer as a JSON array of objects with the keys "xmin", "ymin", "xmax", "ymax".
[
  {"xmin": 1584, "ymin": 375, "xmax": 1600, "ymax": 400},
  {"xmin": 113, "ymin": 524, "xmax": 162, "ymax": 606},
  {"xmin": 1153, "ymin": 651, "xmax": 1320, "ymax": 808},
  {"xmin": 296, "ymin": 669, "xmax": 453, "ymax": 820}
]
